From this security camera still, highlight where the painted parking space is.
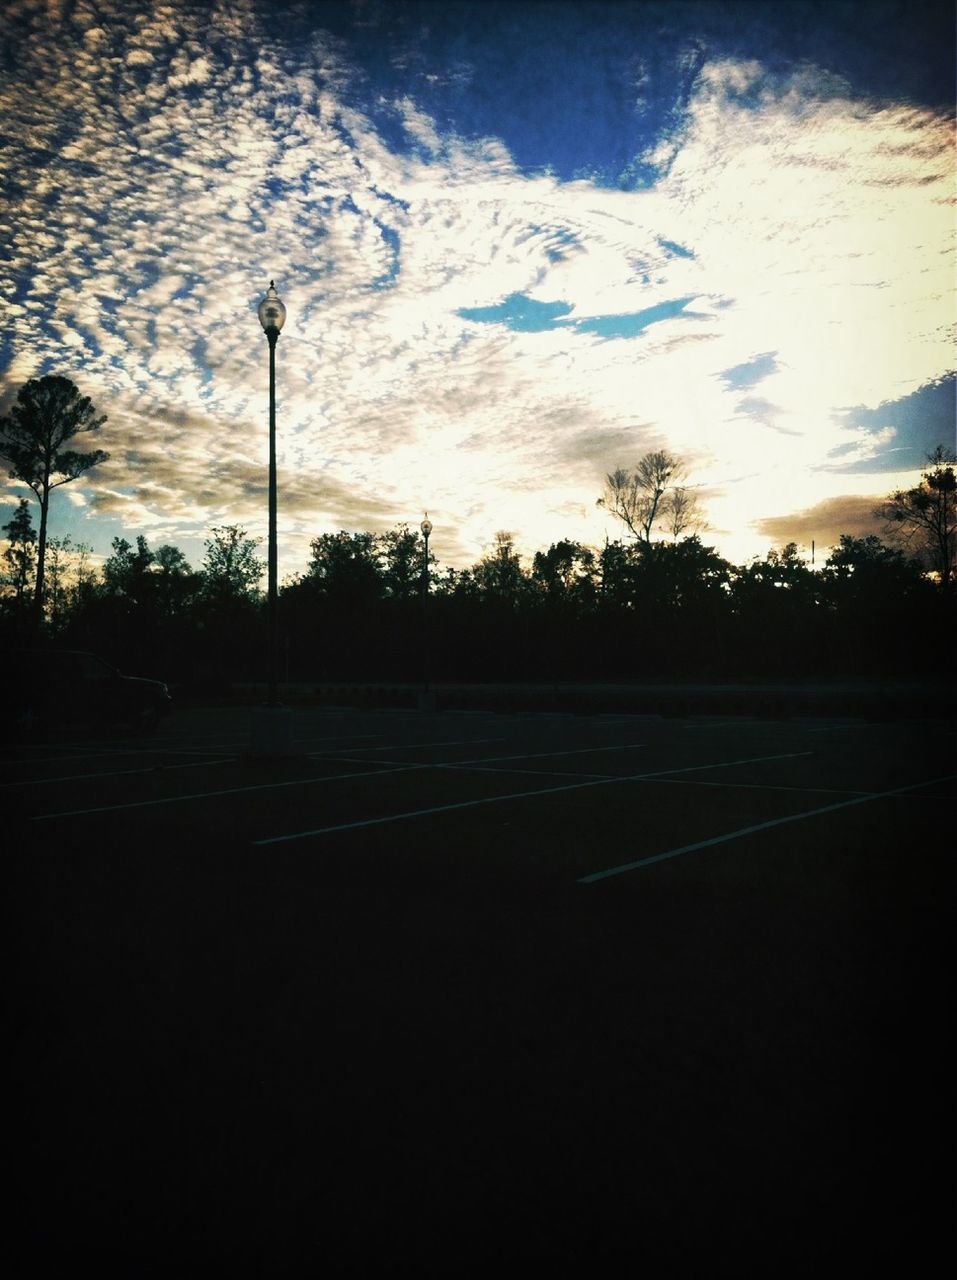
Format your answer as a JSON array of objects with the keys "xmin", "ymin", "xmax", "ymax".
[
  {"xmin": 10, "ymin": 703, "xmax": 955, "ymax": 1276},
  {"xmin": 13, "ymin": 706, "xmax": 954, "ymax": 889}
]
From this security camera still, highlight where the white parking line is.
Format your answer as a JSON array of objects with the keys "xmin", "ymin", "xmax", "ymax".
[
  {"xmin": 23, "ymin": 736, "xmax": 598, "ymax": 816},
  {"xmin": 31, "ymin": 763, "xmax": 424, "ymax": 821},
  {"xmin": 290, "ymin": 733, "xmax": 381, "ymax": 745},
  {"xmin": 307, "ymin": 736, "xmax": 505, "ymax": 757},
  {"xmin": 308, "ymin": 741, "xmax": 646, "ymax": 772},
  {"xmin": 439, "ymin": 763, "xmax": 615, "ymax": 781},
  {"xmin": 8, "ymin": 732, "xmax": 382, "ymax": 769},
  {"xmin": 303, "ymin": 754, "xmax": 869, "ymax": 796},
  {"xmin": 3, "ymin": 757, "xmax": 236, "ymax": 788},
  {"xmin": 638, "ymin": 776, "xmax": 875, "ymax": 798},
  {"xmin": 805, "ymin": 722, "xmax": 874, "ymax": 733},
  {"xmin": 579, "ymin": 773, "xmax": 957, "ymax": 883},
  {"xmin": 155, "ymin": 732, "xmax": 381, "ymax": 756},
  {"xmin": 254, "ymin": 750, "xmax": 811, "ymax": 846},
  {"xmin": 2, "ymin": 749, "xmax": 112, "ymax": 766},
  {"xmin": 449, "ymin": 741, "xmax": 646, "ymax": 766},
  {"xmin": 5, "ymin": 735, "xmax": 245, "ymax": 764}
]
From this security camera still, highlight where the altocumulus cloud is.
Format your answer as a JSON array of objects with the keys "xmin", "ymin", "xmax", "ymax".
[{"xmin": 0, "ymin": 0, "xmax": 953, "ymax": 574}]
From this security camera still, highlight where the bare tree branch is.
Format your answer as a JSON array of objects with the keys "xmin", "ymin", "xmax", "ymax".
[{"xmin": 599, "ymin": 450, "xmax": 702, "ymax": 545}]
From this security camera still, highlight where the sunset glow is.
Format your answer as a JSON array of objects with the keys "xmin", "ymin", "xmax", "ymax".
[{"xmin": 2, "ymin": 0, "xmax": 953, "ymax": 575}]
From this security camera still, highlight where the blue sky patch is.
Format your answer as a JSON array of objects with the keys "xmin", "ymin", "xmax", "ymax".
[
  {"xmin": 458, "ymin": 293, "xmax": 573, "ymax": 332},
  {"xmin": 310, "ymin": 0, "xmax": 955, "ymax": 187},
  {"xmin": 458, "ymin": 293, "xmax": 695, "ymax": 338},
  {"xmin": 829, "ymin": 376, "xmax": 957, "ymax": 473},
  {"xmin": 722, "ymin": 352, "xmax": 778, "ymax": 389},
  {"xmin": 0, "ymin": 0, "xmax": 952, "ymax": 575},
  {"xmin": 658, "ymin": 237, "xmax": 695, "ymax": 260},
  {"xmin": 575, "ymin": 297, "xmax": 695, "ymax": 339}
]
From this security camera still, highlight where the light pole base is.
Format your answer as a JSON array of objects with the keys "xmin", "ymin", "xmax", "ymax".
[
  {"xmin": 417, "ymin": 689, "xmax": 437, "ymax": 713},
  {"xmin": 250, "ymin": 705, "xmax": 296, "ymax": 757}
]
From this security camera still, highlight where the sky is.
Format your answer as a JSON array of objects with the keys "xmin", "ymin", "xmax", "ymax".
[{"xmin": 1, "ymin": 0, "xmax": 954, "ymax": 577}]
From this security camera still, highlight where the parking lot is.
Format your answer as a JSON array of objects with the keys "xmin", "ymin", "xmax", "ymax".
[{"xmin": 9, "ymin": 703, "xmax": 956, "ymax": 1274}]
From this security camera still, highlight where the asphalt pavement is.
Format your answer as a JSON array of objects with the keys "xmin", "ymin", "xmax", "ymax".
[{"xmin": 9, "ymin": 703, "xmax": 956, "ymax": 1275}]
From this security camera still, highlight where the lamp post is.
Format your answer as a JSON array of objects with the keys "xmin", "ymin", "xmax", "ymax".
[
  {"xmin": 420, "ymin": 514, "xmax": 432, "ymax": 699},
  {"xmin": 258, "ymin": 280, "xmax": 286, "ymax": 708}
]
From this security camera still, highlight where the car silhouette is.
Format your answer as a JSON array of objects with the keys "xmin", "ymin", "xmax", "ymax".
[{"xmin": 2, "ymin": 647, "xmax": 172, "ymax": 734}]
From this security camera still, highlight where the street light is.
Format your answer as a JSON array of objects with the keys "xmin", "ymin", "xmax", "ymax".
[
  {"xmin": 420, "ymin": 513, "xmax": 433, "ymax": 571},
  {"xmin": 258, "ymin": 280, "xmax": 286, "ymax": 709},
  {"xmin": 420, "ymin": 514, "xmax": 432, "ymax": 700}
]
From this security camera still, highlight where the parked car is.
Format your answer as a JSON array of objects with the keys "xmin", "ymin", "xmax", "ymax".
[{"xmin": 1, "ymin": 648, "xmax": 173, "ymax": 733}]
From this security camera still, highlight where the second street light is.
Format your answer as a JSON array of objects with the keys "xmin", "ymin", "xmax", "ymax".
[
  {"xmin": 258, "ymin": 280, "xmax": 285, "ymax": 707},
  {"xmin": 253, "ymin": 279, "xmax": 292, "ymax": 753},
  {"xmin": 420, "ymin": 514, "xmax": 433, "ymax": 710}
]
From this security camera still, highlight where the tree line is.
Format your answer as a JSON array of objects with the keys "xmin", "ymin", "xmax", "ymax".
[{"xmin": 1, "ymin": 375, "xmax": 954, "ymax": 689}]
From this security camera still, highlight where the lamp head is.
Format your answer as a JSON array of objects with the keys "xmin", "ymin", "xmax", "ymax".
[{"xmin": 258, "ymin": 280, "xmax": 286, "ymax": 334}]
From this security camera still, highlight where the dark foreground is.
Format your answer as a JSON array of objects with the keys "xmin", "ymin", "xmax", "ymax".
[{"xmin": 9, "ymin": 703, "xmax": 956, "ymax": 1275}]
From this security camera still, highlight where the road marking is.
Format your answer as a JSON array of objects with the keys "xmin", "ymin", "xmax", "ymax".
[
  {"xmin": 450, "ymin": 742, "xmax": 646, "ymax": 766},
  {"xmin": 681, "ymin": 720, "xmax": 759, "ymax": 729},
  {"xmin": 638, "ymin": 776, "xmax": 875, "ymax": 797},
  {"xmin": 3, "ymin": 758, "xmax": 236, "ymax": 788},
  {"xmin": 1, "ymin": 749, "xmax": 115, "ymax": 765},
  {"xmin": 156, "ymin": 733, "xmax": 381, "ymax": 757},
  {"xmin": 309, "ymin": 742, "xmax": 647, "ymax": 772},
  {"xmin": 9, "ymin": 732, "xmax": 381, "ymax": 768},
  {"xmin": 31, "ymin": 764, "xmax": 424, "ymax": 821},
  {"xmin": 254, "ymin": 750, "xmax": 811, "ymax": 846},
  {"xmin": 805, "ymin": 722, "xmax": 873, "ymax": 733},
  {"xmin": 299, "ymin": 753, "xmax": 867, "ymax": 795},
  {"xmin": 4, "ymin": 733, "xmax": 246, "ymax": 762},
  {"xmin": 439, "ymin": 763, "xmax": 615, "ymax": 781},
  {"xmin": 307, "ymin": 736, "xmax": 505, "ymax": 758},
  {"xmin": 579, "ymin": 773, "xmax": 957, "ymax": 883}
]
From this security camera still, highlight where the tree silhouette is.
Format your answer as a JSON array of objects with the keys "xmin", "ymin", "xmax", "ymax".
[
  {"xmin": 303, "ymin": 531, "xmax": 383, "ymax": 606},
  {"xmin": 44, "ymin": 534, "xmax": 92, "ymax": 634},
  {"xmin": 473, "ymin": 531, "xmax": 528, "ymax": 603},
  {"xmin": 2, "ymin": 498, "xmax": 37, "ymax": 618},
  {"xmin": 0, "ymin": 375, "xmax": 108, "ymax": 622},
  {"xmin": 201, "ymin": 526, "xmax": 264, "ymax": 604},
  {"xmin": 102, "ymin": 535, "xmax": 156, "ymax": 607},
  {"xmin": 152, "ymin": 545, "xmax": 199, "ymax": 618},
  {"xmin": 2, "ymin": 491, "xmax": 949, "ymax": 686},
  {"xmin": 380, "ymin": 524, "xmax": 424, "ymax": 601},
  {"xmin": 599, "ymin": 450, "xmax": 702, "ymax": 545},
  {"xmin": 823, "ymin": 534, "xmax": 925, "ymax": 593},
  {"xmin": 531, "ymin": 540, "xmax": 597, "ymax": 606},
  {"xmin": 879, "ymin": 446, "xmax": 956, "ymax": 590},
  {"xmin": 634, "ymin": 536, "xmax": 731, "ymax": 613},
  {"xmin": 820, "ymin": 534, "xmax": 939, "ymax": 674}
]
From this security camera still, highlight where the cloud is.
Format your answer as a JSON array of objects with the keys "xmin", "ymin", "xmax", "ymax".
[
  {"xmin": 829, "ymin": 375, "xmax": 957, "ymax": 473},
  {"xmin": 645, "ymin": 57, "xmax": 955, "ymax": 411},
  {"xmin": 721, "ymin": 352, "xmax": 777, "ymax": 390},
  {"xmin": 0, "ymin": 1, "xmax": 952, "ymax": 575},
  {"xmin": 753, "ymin": 494, "xmax": 887, "ymax": 552}
]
